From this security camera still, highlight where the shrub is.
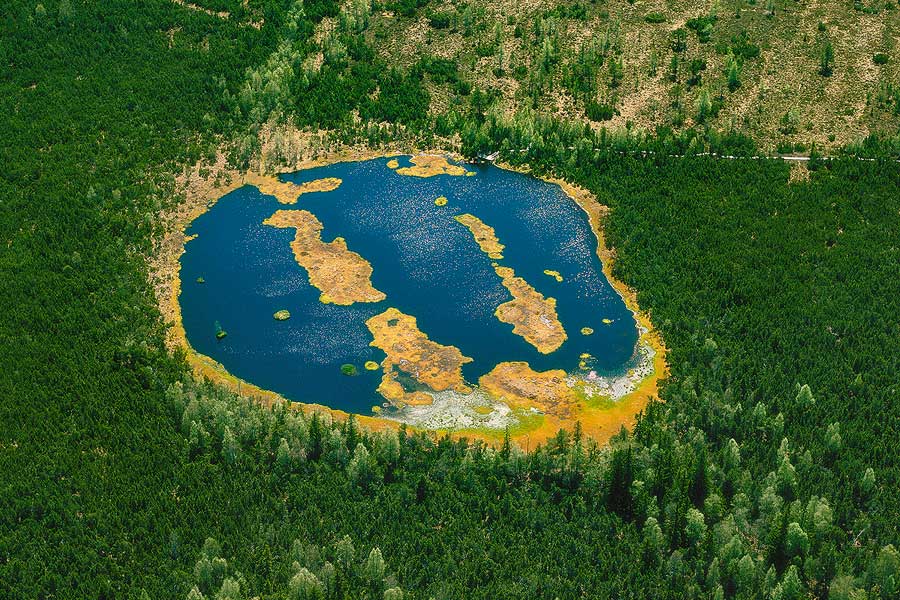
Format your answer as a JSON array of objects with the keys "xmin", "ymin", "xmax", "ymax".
[
  {"xmin": 687, "ymin": 57, "xmax": 706, "ymax": 87},
  {"xmin": 873, "ymin": 52, "xmax": 889, "ymax": 65},
  {"xmin": 585, "ymin": 101, "xmax": 617, "ymax": 121},
  {"xmin": 475, "ymin": 42, "xmax": 497, "ymax": 58},
  {"xmin": 644, "ymin": 12, "xmax": 666, "ymax": 23},
  {"xmin": 671, "ymin": 28, "xmax": 688, "ymax": 52},
  {"xmin": 427, "ymin": 11, "xmax": 451, "ymax": 29},
  {"xmin": 730, "ymin": 31, "xmax": 760, "ymax": 60},
  {"xmin": 686, "ymin": 15, "xmax": 717, "ymax": 43}
]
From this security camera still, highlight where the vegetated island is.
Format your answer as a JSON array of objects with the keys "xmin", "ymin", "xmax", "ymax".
[
  {"xmin": 263, "ymin": 209, "xmax": 386, "ymax": 305},
  {"xmin": 391, "ymin": 155, "xmax": 470, "ymax": 178},
  {"xmin": 455, "ymin": 213, "xmax": 567, "ymax": 354},
  {"xmin": 366, "ymin": 307, "xmax": 473, "ymax": 406},
  {"xmin": 493, "ymin": 265, "xmax": 568, "ymax": 354},
  {"xmin": 247, "ymin": 173, "xmax": 342, "ymax": 204},
  {"xmin": 453, "ymin": 213, "xmax": 505, "ymax": 259},
  {"xmin": 543, "ymin": 269, "xmax": 563, "ymax": 282}
]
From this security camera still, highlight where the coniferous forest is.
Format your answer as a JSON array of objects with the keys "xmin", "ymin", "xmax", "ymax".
[{"xmin": 2, "ymin": 0, "xmax": 900, "ymax": 598}]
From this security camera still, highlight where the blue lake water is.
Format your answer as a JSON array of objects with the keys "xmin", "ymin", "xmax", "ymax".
[{"xmin": 179, "ymin": 157, "xmax": 640, "ymax": 415}]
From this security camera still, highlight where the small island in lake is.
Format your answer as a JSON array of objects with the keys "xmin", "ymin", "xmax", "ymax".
[
  {"xmin": 263, "ymin": 209, "xmax": 386, "ymax": 305},
  {"xmin": 543, "ymin": 269, "xmax": 563, "ymax": 282},
  {"xmin": 493, "ymin": 265, "xmax": 568, "ymax": 354},
  {"xmin": 453, "ymin": 213, "xmax": 505, "ymax": 259},
  {"xmin": 366, "ymin": 307, "xmax": 473, "ymax": 405},
  {"xmin": 455, "ymin": 213, "xmax": 567, "ymax": 354}
]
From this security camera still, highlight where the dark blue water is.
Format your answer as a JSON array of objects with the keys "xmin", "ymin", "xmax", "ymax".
[{"xmin": 180, "ymin": 157, "xmax": 639, "ymax": 414}]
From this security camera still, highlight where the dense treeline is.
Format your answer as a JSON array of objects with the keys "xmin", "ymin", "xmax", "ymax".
[
  {"xmin": 0, "ymin": 0, "xmax": 284, "ymax": 596},
  {"xmin": 2, "ymin": 0, "xmax": 900, "ymax": 598},
  {"xmin": 156, "ymin": 376, "xmax": 897, "ymax": 599}
]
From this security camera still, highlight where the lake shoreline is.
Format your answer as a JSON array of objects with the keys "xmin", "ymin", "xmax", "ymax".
[
  {"xmin": 495, "ymin": 161, "xmax": 670, "ymax": 442},
  {"xmin": 150, "ymin": 150, "xmax": 667, "ymax": 446}
]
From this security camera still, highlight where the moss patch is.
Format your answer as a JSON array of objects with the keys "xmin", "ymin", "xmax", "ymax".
[
  {"xmin": 264, "ymin": 209, "xmax": 386, "ymax": 306},
  {"xmin": 396, "ymin": 155, "xmax": 469, "ymax": 178},
  {"xmin": 543, "ymin": 269, "xmax": 563, "ymax": 282},
  {"xmin": 454, "ymin": 213, "xmax": 505, "ymax": 259},
  {"xmin": 366, "ymin": 307, "xmax": 473, "ymax": 406}
]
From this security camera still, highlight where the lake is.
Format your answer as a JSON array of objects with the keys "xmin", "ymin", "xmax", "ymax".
[{"xmin": 179, "ymin": 156, "xmax": 644, "ymax": 428}]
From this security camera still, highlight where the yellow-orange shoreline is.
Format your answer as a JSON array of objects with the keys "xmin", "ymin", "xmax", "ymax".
[{"xmin": 153, "ymin": 151, "xmax": 667, "ymax": 447}]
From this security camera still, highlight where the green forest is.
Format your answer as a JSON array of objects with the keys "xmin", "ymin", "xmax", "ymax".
[{"xmin": 2, "ymin": 0, "xmax": 900, "ymax": 598}]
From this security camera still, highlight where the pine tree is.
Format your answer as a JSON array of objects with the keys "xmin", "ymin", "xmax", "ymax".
[
  {"xmin": 276, "ymin": 438, "xmax": 292, "ymax": 474},
  {"xmin": 819, "ymin": 41, "xmax": 834, "ymax": 76},
  {"xmin": 643, "ymin": 516, "xmax": 665, "ymax": 563},
  {"xmin": 289, "ymin": 568, "xmax": 324, "ymax": 600},
  {"xmin": 500, "ymin": 427, "xmax": 511, "ymax": 461},
  {"xmin": 363, "ymin": 548, "xmax": 386, "ymax": 585},
  {"xmin": 222, "ymin": 426, "xmax": 238, "ymax": 466},
  {"xmin": 58, "ymin": 0, "xmax": 73, "ymax": 22},
  {"xmin": 825, "ymin": 422, "xmax": 842, "ymax": 455},
  {"xmin": 609, "ymin": 57, "xmax": 624, "ymax": 88},
  {"xmin": 777, "ymin": 455, "xmax": 798, "ymax": 500},
  {"xmin": 795, "ymin": 383, "xmax": 813, "ymax": 404},
  {"xmin": 860, "ymin": 467, "xmax": 876, "ymax": 500},
  {"xmin": 727, "ymin": 57, "xmax": 741, "ymax": 91},
  {"xmin": 689, "ymin": 448, "xmax": 710, "ymax": 507},
  {"xmin": 344, "ymin": 414, "xmax": 358, "ymax": 451},
  {"xmin": 695, "ymin": 89, "xmax": 712, "ymax": 123},
  {"xmin": 215, "ymin": 578, "xmax": 242, "ymax": 600},
  {"xmin": 772, "ymin": 565, "xmax": 803, "ymax": 600},
  {"xmin": 785, "ymin": 522, "xmax": 809, "ymax": 558},
  {"xmin": 348, "ymin": 443, "xmax": 373, "ymax": 488},
  {"xmin": 868, "ymin": 545, "xmax": 900, "ymax": 597},
  {"xmin": 334, "ymin": 535, "xmax": 355, "ymax": 568},
  {"xmin": 735, "ymin": 554, "xmax": 757, "ymax": 593},
  {"xmin": 606, "ymin": 445, "xmax": 634, "ymax": 518},
  {"xmin": 187, "ymin": 587, "xmax": 206, "ymax": 600},
  {"xmin": 308, "ymin": 413, "xmax": 323, "ymax": 461},
  {"xmin": 685, "ymin": 508, "xmax": 707, "ymax": 546}
]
